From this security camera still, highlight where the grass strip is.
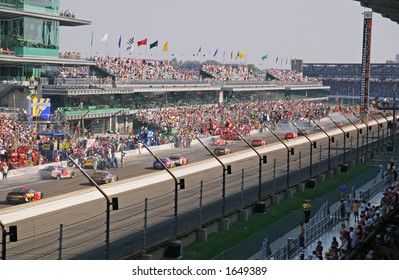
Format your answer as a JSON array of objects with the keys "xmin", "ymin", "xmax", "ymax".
[{"xmin": 182, "ymin": 164, "xmax": 374, "ymax": 259}]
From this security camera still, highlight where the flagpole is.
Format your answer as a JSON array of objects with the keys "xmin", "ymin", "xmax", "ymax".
[{"xmin": 90, "ymin": 31, "xmax": 93, "ymax": 58}]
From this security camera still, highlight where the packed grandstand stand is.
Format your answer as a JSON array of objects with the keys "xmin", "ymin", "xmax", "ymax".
[{"xmin": 303, "ymin": 63, "xmax": 399, "ymax": 100}]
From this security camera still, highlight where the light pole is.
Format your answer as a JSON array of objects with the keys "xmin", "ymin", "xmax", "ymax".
[
  {"xmin": 327, "ymin": 115, "xmax": 349, "ymax": 163},
  {"xmin": 68, "ymin": 155, "xmax": 119, "ymax": 260},
  {"xmin": 1, "ymin": 221, "xmax": 17, "ymax": 260},
  {"xmin": 340, "ymin": 112, "xmax": 361, "ymax": 159},
  {"xmin": 79, "ymin": 102, "xmax": 84, "ymax": 138},
  {"xmin": 366, "ymin": 109, "xmax": 381, "ymax": 148},
  {"xmin": 375, "ymin": 108, "xmax": 390, "ymax": 146},
  {"xmin": 353, "ymin": 111, "xmax": 369, "ymax": 155},
  {"xmin": 310, "ymin": 117, "xmax": 332, "ymax": 170},
  {"xmin": 234, "ymin": 128, "xmax": 267, "ymax": 201},
  {"xmin": 290, "ymin": 120, "xmax": 315, "ymax": 179},
  {"xmin": 195, "ymin": 136, "xmax": 231, "ymax": 217},
  {"xmin": 263, "ymin": 123, "xmax": 293, "ymax": 190},
  {"xmin": 141, "ymin": 144, "xmax": 185, "ymax": 238}
]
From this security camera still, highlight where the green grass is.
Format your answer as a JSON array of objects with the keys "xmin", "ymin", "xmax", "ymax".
[{"xmin": 182, "ymin": 164, "xmax": 374, "ymax": 260}]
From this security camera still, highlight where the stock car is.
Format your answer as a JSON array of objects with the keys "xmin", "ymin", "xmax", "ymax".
[
  {"xmin": 251, "ymin": 138, "xmax": 266, "ymax": 147},
  {"xmin": 285, "ymin": 132, "xmax": 298, "ymax": 139},
  {"xmin": 38, "ymin": 165, "xmax": 76, "ymax": 180},
  {"xmin": 6, "ymin": 186, "xmax": 44, "ymax": 204},
  {"xmin": 298, "ymin": 129, "xmax": 310, "ymax": 136},
  {"xmin": 213, "ymin": 146, "xmax": 232, "ymax": 156},
  {"xmin": 168, "ymin": 154, "xmax": 189, "ymax": 166},
  {"xmin": 153, "ymin": 158, "xmax": 176, "ymax": 169},
  {"xmin": 209, "ymin": 137, "xmax": 227, "ymax": 146},
  {"xmin": 90, "ymin": 171, "xmax": 118, "ymax": 185}
]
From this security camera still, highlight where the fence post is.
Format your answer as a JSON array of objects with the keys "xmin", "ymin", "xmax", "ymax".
[
  {"xmin": 143, "ymin": 198, "xmax": 148, "ymax": 254},
  {"xmin": 58, "ymin": 224, "xmax": 63, "ymax": 260},
  {"xmin": 199, "ymin": 181, "xmax": 203, "ymax": 227}
]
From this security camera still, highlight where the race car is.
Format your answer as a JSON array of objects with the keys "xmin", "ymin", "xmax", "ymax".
[
  {"xmin": 209, "ymin": 137, "xmax": 227, "ymax": 146},
  {"xmin": 285, "ymin": 132, "xmax": 298, "ymax": 139},
  {"xmin": 153, "ymin": 158, "xmax": 175, "ymax": 169},
  {"xmin": 38, "ymin": 165, "xmax": 75, "ymax": 180},
  {"xmin": 168, "ymin": 154, "xmax": 189, "ymax": 166},
  {"xmin": 90, "ymin": 171, "xmax": 118, "ymax": 185},
  {"xmin": 251, "ymin": 138, "xmax": 266, "ymax": 147},
  {"xmin": 6, "ymin": 186, "xmax": 44, "ymax": 204},
  {"xmin": 297, "ymin": 129, "xmax": 310, "ymax": 136},
  {"xmin": 213, "ymin": 146, "xmax": 232, "ymax": 156}
]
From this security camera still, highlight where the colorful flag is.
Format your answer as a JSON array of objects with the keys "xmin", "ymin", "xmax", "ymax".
[
  {"xmin": 275, "ymin": 56, "xmax": 278, "ymax": 63},
  {"xmin": 118, "ymin": 35, "xmax": 122, "ymax": 48},
  {"xmin": 137, "ymin": 38, "xmax": 147, "ymax": 46},
  {"xmin": 196, "ymin": 47, "xmax": 202, "ymax": 56},
  {"xmin": 125, "ymin": 45, "xmax": 134, "ymax": 52},
  {"xmin": 90, "ymin": 32, "xmax": 94, "ymax": 47},
  {"xmin": 261, "ymin": 54, "xmax": 268, "ymax": 60},
  {"xmin": 235, "ymin": 52, "xmax": 240, "ymax": 59},
  {"xmin": 150, "ymin": 40, "xmax": 158, "ymax": 49},
  {"xmin": 126, "ymin": 37, "xmax": 134, "ymax": 45},
  {"xmin": 238, "ymin": 51, "xmax": 245, "ymax": 59},
  {"xmin": 163, "ymin": 41, "xmax": 169, "ymax": 52},
  {"xmin": 213, "ymin": 48, "xmax": 218, "ymax": 57},
  {"xmin": 100, "ymin": 33, "xmax": 108, "ymax": 42},
  {"xmin": 230, "ymin": 51, "xmax": 233, "ymax": 60}
]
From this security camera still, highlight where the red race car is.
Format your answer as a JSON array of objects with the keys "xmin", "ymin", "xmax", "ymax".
[
  {"xmin": 251, "ymin": 138, "xmax": 266, "ymax": 147},
  {"xmin": 285, "ymin": 132, "xmax": 298, "ymax": 139}
]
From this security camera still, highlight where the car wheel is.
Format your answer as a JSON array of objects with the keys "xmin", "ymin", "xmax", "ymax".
[
  {"xmin": 67, "ymin": 161, "xmax": 74, "ymax": 167},
  {"xmin": 70, "ymin": 171, "xmax": 75, "ymax": 178}
]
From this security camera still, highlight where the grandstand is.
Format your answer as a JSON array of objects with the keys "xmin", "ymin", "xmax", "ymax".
[
  {"xmin": 0, "ymin": 1, "xmax": 329, "ymax": 138},
  {"xmin": 303, "ymin": 63, "xmax": 399, "ymax": 104}
]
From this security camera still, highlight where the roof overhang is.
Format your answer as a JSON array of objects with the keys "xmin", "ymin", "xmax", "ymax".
[
  {"xmin": 354, "ymin": 0, "xmax": 399, "ymax": 24},
  {"xmin": 0, "ymin": 54, "xmax": 95, "ymax": 66},
  {"xmin": 0, "ymin": 7, "xmax": 91, "ymax": 26}
]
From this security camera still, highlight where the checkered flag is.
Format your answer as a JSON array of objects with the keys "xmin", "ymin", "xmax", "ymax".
[{"xmin": 126, "ymin": 37, "xmax": 134, "ymax": 45}]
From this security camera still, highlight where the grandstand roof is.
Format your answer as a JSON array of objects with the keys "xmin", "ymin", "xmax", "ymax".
[{"xmin": 354, "ymin": 0, "xmax": 399, "ymax": 24}]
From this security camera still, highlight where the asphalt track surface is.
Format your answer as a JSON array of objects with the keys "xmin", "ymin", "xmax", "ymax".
[{"xmin": 0, "ymin": 113, "xmax": 392, "ymax": 259}]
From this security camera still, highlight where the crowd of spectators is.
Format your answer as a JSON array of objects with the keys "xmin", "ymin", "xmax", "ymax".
[
  {"xmin": 303, "ymin": 63, "xmax": 399, "ymax": 79},
  {"xmin": 322, "ymin": 78, "xmax": 399, "ymax": 99},
  {"xmin": 95, "ymin": 56, "xmax": 200, "ymax": 81},
  {"xmin": 201, "ymin": 64, "xmax": 264, "ymax": 81},
  {"xmin": 0, "ymin": 47, "xmax": 12, "ymax": 54},
  {"xmin": 60, "ymin": 9, "xmax": 75, "ymax": 18},
  {"xmin": 59, "ymin": 51, "xmax": 82, "ymax": 60},
  {"xmin": 300, "ymin": 159, "xmax": 399, "ymax": 260},
  {"xmin": 267, "ymin": 68, "xmax": 319, "ymax": 83}
]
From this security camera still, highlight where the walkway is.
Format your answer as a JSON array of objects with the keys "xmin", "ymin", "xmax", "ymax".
[{"xmin": 248, "ymin": 163, "xmax": 384, "ymax": 260}]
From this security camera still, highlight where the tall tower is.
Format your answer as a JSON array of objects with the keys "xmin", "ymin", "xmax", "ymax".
[{"xmin": 360, "ymin": 11, "xmax": 372, "ymax": 112}]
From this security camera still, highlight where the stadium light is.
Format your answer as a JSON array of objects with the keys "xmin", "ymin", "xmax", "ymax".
[
  {"xmin": 67, "ymin": 155, "xmax": 119, "ymax": 260},
  {"xmin": 195, "ymin": 135, "xmax": 231, "ymax": 217},
  {"xmin": 233, "ymin": 128, "xmax": 267, "ymax": 201},
  {"xmin": 141, "ymin": 143, "xmax": 185, "ymax": 239}
]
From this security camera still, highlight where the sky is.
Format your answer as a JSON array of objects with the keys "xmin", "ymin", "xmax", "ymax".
[{"xmin": 59, "ymin": 0, "xmax": 399, "ymax": 68}]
